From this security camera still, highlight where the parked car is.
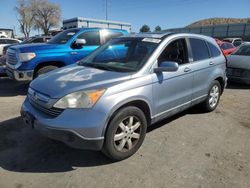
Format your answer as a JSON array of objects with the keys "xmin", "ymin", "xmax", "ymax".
[
  {"xmin": 219, "ymin": 41, "xmax": 236, "ymax": 56},
  {"xmin": 21, "ymin": 32, "xmax": 227, "ymax": 160},
  {"xmin": 223, "ymin": 38, "xmax": 243, "ymax": 47},
  {"xmin": 3, "ymin": 36, "xmax": 52, "ymax": 56},
  {"xmin": 215, "ymin": 38, "xmax": 236, "ymax": 56},
  {"xmin": 0, "ymin": 31, "xmax": 8, "ymax": 38},
  {"xmin": 6, "ymin": 28, "xmax": 128, "ymax": 81},
  {"xmin": 227, "ymin": 42, "xmax": 250, "ymax": 84},
  {"xmin": 0, "ymin": 38, "xmax": 21, "ymax": 56},
  {"xmin": 0, "ymin": 36, "xmax": 52, "ymax": 76}
]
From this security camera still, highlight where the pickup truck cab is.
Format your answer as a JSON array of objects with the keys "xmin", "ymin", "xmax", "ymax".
[{"xmin": 6, "ymin": 28, "xmax": 128, "ymax": 81}]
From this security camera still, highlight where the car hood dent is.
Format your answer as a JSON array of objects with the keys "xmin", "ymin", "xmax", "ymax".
[
  {"xmin": 30, "ymin": 64, "xmax": 132, "ymax": 98},
  {"xmin": 227, "ymin": 55, "xmax": 250, "ymax": 70}
]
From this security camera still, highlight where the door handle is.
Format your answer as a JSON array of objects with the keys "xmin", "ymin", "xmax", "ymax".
[
  {"xmin": 184, "ymin": 67, "xmax": 191, "ymax": 72},
  {"xmin": 209, "ymin": 61, "xmax": 214, "ymax": 65},
  {"xmin": 70, "ymin": 52, "xmax": 78, "ymax": 55}
]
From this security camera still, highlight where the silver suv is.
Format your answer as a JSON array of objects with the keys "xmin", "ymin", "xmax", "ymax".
[{"xmin": 21, "ymin": 32, "xmax": 227, "ymax": 160}]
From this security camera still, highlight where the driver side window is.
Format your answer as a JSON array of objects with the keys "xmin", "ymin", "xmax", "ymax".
[
  {"xmin": 158, "ymin": 38, "xmax": 188, "ymax": 65},
  {"xmin": 77, "ymin": 31, "xmax": 100, "ymax": 46}
]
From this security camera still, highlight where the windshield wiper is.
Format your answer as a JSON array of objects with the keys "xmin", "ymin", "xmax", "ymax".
[{"xmin": 82, "ymin": 63, "xmax": 115, "ymax": 71}]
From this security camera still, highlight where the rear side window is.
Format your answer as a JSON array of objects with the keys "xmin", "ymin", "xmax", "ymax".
[
  {"xmin": 233, "ymin": 40, "xmax": 242, "ymax": 47},
  {"xmin": 103, "ymin": 31, "xmax": 123, "ymax": 43},
  {"xmin": 0, "ymin": 39, "xmax": 5, "ymax": 44},
  {"xmin": 77, "ymin": 31, "xmax": 100, "ymax": 46},
  {"xmin": 6, "ymin": 39, "xmax": 19, "ymax": 44},
  {"xmin": 207, "ymin": 42, "xmax": 221, "ymax": 57},
  {"xmin": 31, "ymin": 38, "xmax": 44, "ymax": 43},
  {"xmin": 189, "ymin": 38, "xmax": 210, "ymax": 61}
]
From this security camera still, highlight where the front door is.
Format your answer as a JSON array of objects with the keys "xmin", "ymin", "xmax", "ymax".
[
  {"xmin": 152, "ymin": 38, "xmax": 193, "ymax": 120},
  {"xmin": 70, "ymin": 31, "xmax": 101, "ymax": 63}
]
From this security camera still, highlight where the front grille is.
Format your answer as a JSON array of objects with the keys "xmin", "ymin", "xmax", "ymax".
[
  {"xmin": 27, "ymin": 88, "xmax": 64, "ymax": 117},
  {"xmin": 29, "ymin": 97, "xmax": 64, "ymax": 117},
  {"xmin": 7, "ymin": 49, "xmax": 18, "ymax": 66}
]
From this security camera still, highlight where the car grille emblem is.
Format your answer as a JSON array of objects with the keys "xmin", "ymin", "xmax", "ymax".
[{"xmin": 33, "ymin": 92, "xmax": 38, "ymax": 101}]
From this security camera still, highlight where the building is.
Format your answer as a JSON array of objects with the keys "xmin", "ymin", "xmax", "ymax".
[
  {"xmin": 163, "ymin": 23, "xmax": 250, "ymax": 41},
  {"xmin": 63, "ymin": 17, "xmax": 131, "ymax": 32},
  {"xmin": 0, "ymin": 28, "xmax": 14, "ymax": 38}
]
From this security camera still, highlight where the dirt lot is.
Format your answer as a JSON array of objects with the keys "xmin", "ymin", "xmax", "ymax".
[{"xmin": 0, "ymin": 77, "xmax": 249, "ymax": 188}]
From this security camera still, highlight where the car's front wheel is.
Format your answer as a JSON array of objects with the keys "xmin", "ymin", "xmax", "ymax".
[{"xmin": 103, "ymin": 106, "xmax": 147, "ymax": 161}]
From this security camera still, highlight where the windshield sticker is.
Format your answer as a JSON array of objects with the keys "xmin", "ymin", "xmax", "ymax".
[
  {"xmin": 142, "ymin": 38, "xmax": 161, "ymax": 43},
  {"xmin": 67, "ymin": 32, "xmax": 76, "ymax": 36}
]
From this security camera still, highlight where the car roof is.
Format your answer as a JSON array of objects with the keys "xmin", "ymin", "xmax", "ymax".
[
  {"xmin": 0, "ymin": 38, "xmax": 20, "ymax": 41},
  {"xmin": 125, "ymin": 32, "xmax": 173, "ymax": 39},
  {"xmin": 122, "ymin": 32, "xmax": 215, "ymax": 43},
  {"xmin": 241, "ymin": 42, "xmax": 250, "ymax": 45},
  {"xmin": 223, "ymin": 38, "xmax": 242, "ymax": 40}
]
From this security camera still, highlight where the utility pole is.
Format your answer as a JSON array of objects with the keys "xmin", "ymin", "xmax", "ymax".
[{"xmin": 105, "ymin": 0, "xmax": 108, "ymax": 20}]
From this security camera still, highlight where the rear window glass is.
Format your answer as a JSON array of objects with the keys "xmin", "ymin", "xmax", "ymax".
[
  {"xmin": 208, "ymin": 42, "xmax": 221, "ymax": 57},
  {"xmin": 233, "ymin": 45, "xmax": 250, "ymax": 56},
  {"xmin": 189, "ymin": 38, "xmax": 210, "ymax": 61},
  {"xmin": 77, "ymin": 31, "xmax": 100, "ymax": 45}
]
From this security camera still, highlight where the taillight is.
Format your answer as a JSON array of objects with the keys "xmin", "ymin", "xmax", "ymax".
[{"xmin": 219, "ymin": 48, "xmax": 228, "ymax": 67}]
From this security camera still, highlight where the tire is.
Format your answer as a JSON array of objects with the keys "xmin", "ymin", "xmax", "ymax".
[
  {"xmin": 202, "ymin": 80, "xmax": 221, "ymax": 112},
  {"xmin": 103, "ymin": 106, "xmax": 147, "ymax": 161},
  {"xmin": 35, "ymin": 65, "xmax": 58, "ymax": 78}
]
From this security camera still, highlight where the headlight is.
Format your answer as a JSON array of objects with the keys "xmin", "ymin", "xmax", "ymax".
[
  {"xmin": 53, "ymin": 89, "xmax": 106, "ymax": 109},
  {"xmin": 19, "ymin": 52, "xmax": 36, "ymax": 62}
]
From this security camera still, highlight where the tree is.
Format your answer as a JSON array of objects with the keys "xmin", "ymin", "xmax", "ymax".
[
  {"xmin": 14, "ymin": 0, "xmax": 34, "ymax": 38},
  {"xmin": 154, "ymin": 25, "xmax": 162, "ymax": 32},
  {"xmin": 31, "ymin": 0, "xmax": 61, "ymax": 35},
  {"xmin": 140, "ymin": 24, "xmax": 150, "ymax": 33}
]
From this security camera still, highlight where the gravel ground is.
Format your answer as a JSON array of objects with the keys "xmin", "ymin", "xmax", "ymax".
[{"xmin": 0, "ymin": 77, "xmax": 250, "ymax": 188}]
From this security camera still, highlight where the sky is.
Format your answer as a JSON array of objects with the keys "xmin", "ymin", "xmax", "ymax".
[{"xmin": 1, "ymin": 0, "xmax": 250, "ymax": 36}]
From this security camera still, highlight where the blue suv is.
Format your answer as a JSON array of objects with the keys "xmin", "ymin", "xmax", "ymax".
[{"xmin": 6, "ymin": 28, "xmax": 128, "ymax": 81}]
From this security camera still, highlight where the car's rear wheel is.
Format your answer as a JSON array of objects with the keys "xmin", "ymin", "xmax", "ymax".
[
  {"xmin": 203, "ymin": 80, "xmax": 221, "ymax": 112},
  {"xmin": 103, "ymin": 106, "xmax": 147, "ymax": 161},
  {"xmin": 35, "ymin": 65, "xmax": 58, "ymax": 78}
]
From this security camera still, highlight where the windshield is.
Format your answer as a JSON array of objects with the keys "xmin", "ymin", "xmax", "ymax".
[
  {"xmin": 232, "ymin": 45, "xmax": 250, "ymax": 56},
  {"xmin": 48, "ymin": 29, "xmax": 79, "ymax": 44},
  {"xmin": 79, "ymin": 37, "xmax": 160, "ymax": 72}
]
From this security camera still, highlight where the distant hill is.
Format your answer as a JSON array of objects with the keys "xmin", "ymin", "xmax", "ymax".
[{"xmin": 186, "ymin": 18, "xmax": 250, "ymax": 28}]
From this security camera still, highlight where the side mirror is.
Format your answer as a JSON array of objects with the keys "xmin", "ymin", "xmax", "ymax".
[
  {"xmin": 75, "ymin": 39, "xmax": 86, "ymax": 46},
  {"xmin": 154, "ymin": 61, "xmax": 179, "ymax": 73}
]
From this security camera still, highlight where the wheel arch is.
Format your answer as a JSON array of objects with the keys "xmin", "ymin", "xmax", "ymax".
[
  {"xmin": 215, "ymin": 76, "xmax": 225, "ymax": 94},
  {"xmin": 34, "ymin": 61, "xmax": 65, "ymax": 77},
  {"xmin": 102, "ymin": 99, "xmax": 152, "ymax": 137}
]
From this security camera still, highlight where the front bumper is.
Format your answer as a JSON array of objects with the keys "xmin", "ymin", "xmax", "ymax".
[
  {"xmin": 6, "ymin": 66, "xmax": 33, "ymax": 81},
  {"xmin": 21, "ymin": 98, "xmax": 105, "ymax": 150}
]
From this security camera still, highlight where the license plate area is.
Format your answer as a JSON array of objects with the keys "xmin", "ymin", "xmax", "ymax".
[{"xmin": 21, "ymin": 110, "xmax": 35, "ymax": 127}]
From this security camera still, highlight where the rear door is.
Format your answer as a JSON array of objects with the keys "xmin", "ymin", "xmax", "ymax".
[{"xmin": 188, "ymin": 38, "xmax": 215, "ymax": 103}]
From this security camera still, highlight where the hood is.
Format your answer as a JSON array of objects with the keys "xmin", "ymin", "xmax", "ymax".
[
  {"xmin": 30, "ymin": 64, "xmax": 132, "ymax": 98},
  {"xmin": 227, "ymin": 55, "xmax": 250, "ymax": 70},
  {"xmin": 10, "ymin": 43, "xmax": 64, "ymax": 53}
]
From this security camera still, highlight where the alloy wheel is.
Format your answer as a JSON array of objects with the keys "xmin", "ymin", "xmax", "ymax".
[
  {"xmin": 114, "ymin": 116, "xmax": 141, "ymax": 152},
  {"xmin": 209, "ymin": 85, "xmax": 219, "ymax": 108}
]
